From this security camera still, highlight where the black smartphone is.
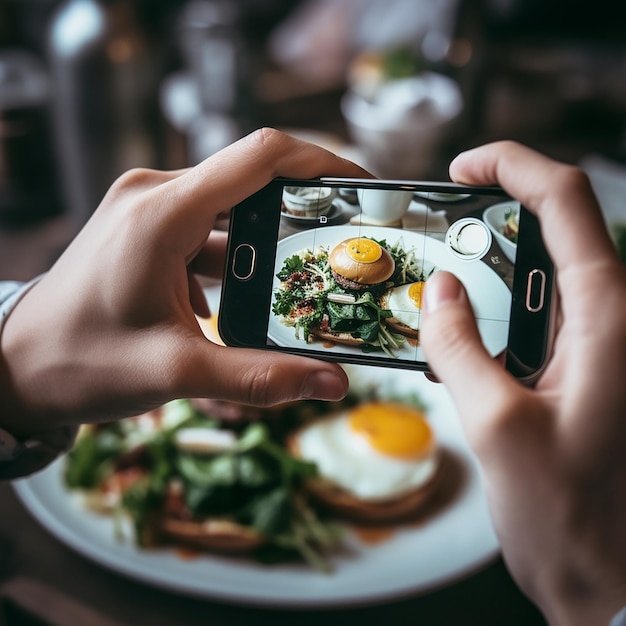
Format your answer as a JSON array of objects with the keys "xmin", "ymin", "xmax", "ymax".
[{"xmin": 219, "ymin": 178, "xmax": 556, "ymax": 383}]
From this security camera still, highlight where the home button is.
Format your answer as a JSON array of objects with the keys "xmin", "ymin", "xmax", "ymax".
[
  {"xmin": 232, "ymin": 244, "xmax": 256, "ymax": 280},
  {"xmin": 525, "ymin": 269, "xmax": 546, "ymax": 312}
]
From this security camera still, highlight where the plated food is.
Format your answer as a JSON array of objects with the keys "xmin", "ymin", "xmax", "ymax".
[
  {"xmin": 272, "ymin": 233, "xmax": 434, "ymax": 356},
  {"xmin": 15, "ymin": 360, "xmax": 499, "ymax": 605},
  {"xmin": 288, "ymin": 399, "xmax": 442, "ymax": 522},
  {"xmin": 380, "ymin": 281, "xmax": 424, "ymax": 339},
  {"xmin": 62, "ymin": 382, "xmax": 450, "ymax": 572},
  {"xmin": 270, "ymin": 226, "xmax": 512, "ymax": 362},
  {"xmin": 64, "ymin": 398, "xmax": 345, "ymax": 571}
]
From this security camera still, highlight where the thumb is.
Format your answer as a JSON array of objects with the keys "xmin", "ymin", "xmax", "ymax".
[
  {"xmin": 421, "ymin": 272, "xmax": 516, "ymax": 421},
  {"xmin": 176, "ymin": 341, "xmax": 350, "ymax": 407}
]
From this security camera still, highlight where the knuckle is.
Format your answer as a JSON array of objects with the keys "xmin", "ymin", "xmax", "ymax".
[
  {"xmin": 109, "ymin": 167, "xmax": 157, "ymax": 194},
  {"xmin": 244, "ymin": 127, "xmax": 286, "ymax": 155},
  {"xmin": 98, "ymin": 168, "xmax": 159, "ymax": 214},
  {"xmin": 239, "ymin": 363, "xmax": 273, "ymax": 406}
]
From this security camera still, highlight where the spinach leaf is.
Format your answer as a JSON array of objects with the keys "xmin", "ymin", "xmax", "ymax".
[
  {"xmin": 237, "ymin": 486, "xmax": 291, "ymax": 535},
  {"xmin": 64, "ymin": 429, "xmax": 125, "ymax": 489},
  {"xmin": 176, "ymin": 454, "xmax": 238, "ymax": 487},
  {"xmin": 353, "ymin": 320, "xmax": 380, "ymax": 343}
]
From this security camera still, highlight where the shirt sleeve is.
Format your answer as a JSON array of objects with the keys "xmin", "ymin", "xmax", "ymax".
[{"xmin": 0, "ymin": 278, "xmax": 79, "ymax": 480}]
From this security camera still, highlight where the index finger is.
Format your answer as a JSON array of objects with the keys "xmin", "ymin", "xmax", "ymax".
[
  {"xmin": 160, "ymin": 128, "xmax": 370, "ymax": 228},
  {"xmin": 449, "ymin": 141, "xmax": 618, "ymax": 272}
]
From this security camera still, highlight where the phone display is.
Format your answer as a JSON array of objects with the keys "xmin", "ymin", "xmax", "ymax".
[{"xmin": 219, "ymin": 179, "xmax": 555, "ymax": 381}]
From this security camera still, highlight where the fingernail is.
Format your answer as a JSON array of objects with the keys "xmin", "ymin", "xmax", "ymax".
[
  {"xmin": 423, "ymin": 272, "xmax": 463, "ymax": 313},
  {"xmin": 302, "ymin": 370, "xmax": 348, "ymax": 401}
]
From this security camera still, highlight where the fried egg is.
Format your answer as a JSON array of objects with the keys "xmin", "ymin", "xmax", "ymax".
[
  {"xmin": 382, "ymin": 281, "xmax": 424, "ymax": 331},
  {"xmin": 293, "ymin": 402, "xmax": 438, "ymax": 501}
]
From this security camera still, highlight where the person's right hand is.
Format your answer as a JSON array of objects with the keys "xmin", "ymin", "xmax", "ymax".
[{"xmin": 420, "ymin": 141, "xmax": 626, "ymax": 626}]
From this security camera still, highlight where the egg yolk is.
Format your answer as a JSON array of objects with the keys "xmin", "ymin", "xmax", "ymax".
[
  {"xmin": 345, "ymin": 238, "xmax": 382, "ymax": 264},
  {"xmin": 408, "ymin": 282, "xmax": 425, "ymax": 309},
  {"xmin": 348, "ymin": 402, "xmax": 434, "ymax": 459}
]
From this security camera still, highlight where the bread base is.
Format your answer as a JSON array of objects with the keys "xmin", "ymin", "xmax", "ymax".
[
  {"xmin": 158, "ymin": 518, "xmax": 265, "ymax": 553},
  {"xmin": 287, "ymin": 435, "xmax": 444, "ymax": 524}
]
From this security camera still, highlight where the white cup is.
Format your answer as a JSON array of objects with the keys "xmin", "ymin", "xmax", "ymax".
[
  {"xmin": 341, "ymin": 72, "xmax": 463, "ymax": 180},
  {"xmin": 356, "ymin": 188, "xmax": 413, "ymax": 225}
]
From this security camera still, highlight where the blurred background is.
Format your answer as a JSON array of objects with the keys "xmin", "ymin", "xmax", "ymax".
[{"xmin": 1, "ymin": 0, "xmax": 626, "ymax": 279}]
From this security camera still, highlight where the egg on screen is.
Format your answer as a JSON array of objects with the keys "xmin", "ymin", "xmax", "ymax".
[
  {"xmin": 329, "ymin": 237, "xmax": 395, "ymax": 289},
  {"xmin": 380, "ymin": 281, "xmax": 425, "ymax": 339},
  {"xmin": 289, "ymin": 401, "xmax": 441, "ymax": 522}
]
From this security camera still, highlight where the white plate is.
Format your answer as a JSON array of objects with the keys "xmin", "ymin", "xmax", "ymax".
[
  {"xmin": 13, "ymin": 368, "xmax": 499, "ymax": 608},
  {"xmin": 269, "ymin": 226, "xmax": 511, "ymax": 363}
]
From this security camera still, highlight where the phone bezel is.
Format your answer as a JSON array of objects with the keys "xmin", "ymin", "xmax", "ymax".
[{"xmin": 218, "ymin": 178, "xmax": 555, "ymax": 381}]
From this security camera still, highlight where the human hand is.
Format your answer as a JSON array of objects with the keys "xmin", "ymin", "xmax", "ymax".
[
  {"xmin": 0, "ymin": 129, "xmax": 369, "ymax": 437},
  {"xmin": 420, "ymin": 142, "xmax": 626, "ymax": 626}
]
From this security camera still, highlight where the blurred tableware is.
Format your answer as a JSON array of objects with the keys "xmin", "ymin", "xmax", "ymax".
[
  {"xmin": 282, "ymin": 185, "xmax": 337, "ymax": 218},
  {"xmin": 47, "ymin": 0, "xmax": 166, "ymax": 228},
  {"xmin": 482, "ymin": 202, "xmax": 519, "ymax": 263},
  {"xmin": 356, "ymin": 187, "xmax": 413, "ymax": 226},
  {"xmin": 282, "ymin": 202, "xmax": 342, "ymax": 224},
  {"xmin": 0, "ymin": 50, "xmax": 61, "ymax": 224},
  {"xmin": 341, "ymin": 72, "xmax": 463, "ymax": 180}
]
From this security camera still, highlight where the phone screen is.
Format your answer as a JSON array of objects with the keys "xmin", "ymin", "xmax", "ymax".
[{"xmin": 263, "ymin": 182, "xmax": 523, "ymax": 368}]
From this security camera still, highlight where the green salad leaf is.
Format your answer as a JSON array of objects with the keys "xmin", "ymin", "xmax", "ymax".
[{"xmin": 64, "ymin": 427, "xmax": 125, "ymax": 489}]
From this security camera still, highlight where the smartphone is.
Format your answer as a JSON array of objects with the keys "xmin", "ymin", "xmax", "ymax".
[{"xmin": 219, "ymin": 178, "xmax": 555, "ymax": 383}]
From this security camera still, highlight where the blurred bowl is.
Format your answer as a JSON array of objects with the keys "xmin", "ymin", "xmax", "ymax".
[
  {"xmin": 341, "ymin": 72, "xmax": 463, "ymax": 179},
  {"xmin": 482, "ymin": 202, "xmax": 519, "ymax": 263},
  {"xmin": 283, "ymin": 186, "xmax": 336, "ymax": 218}
]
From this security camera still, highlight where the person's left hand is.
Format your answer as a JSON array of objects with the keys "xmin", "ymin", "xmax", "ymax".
[{"xmin": 0, "ymin": 129, "xmax": 369, "ymax": 437}]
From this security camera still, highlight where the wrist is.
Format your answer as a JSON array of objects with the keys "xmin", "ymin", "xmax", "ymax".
[
  {"xmin": 0, "ymin": 275, "xmax": 56, "ymax": 438},
  {"xmin": 0, "ymin": 277, "xmax": 80, "ymax": 478}
]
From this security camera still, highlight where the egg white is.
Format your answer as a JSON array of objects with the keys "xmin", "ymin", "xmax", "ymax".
[
  {"xmin": 295, "ymin": 411, "xmax": 438, "ymax": 501},
  {"xmin": 384, "ymin": 283, "xmax": 422, "ymax": 331}
]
